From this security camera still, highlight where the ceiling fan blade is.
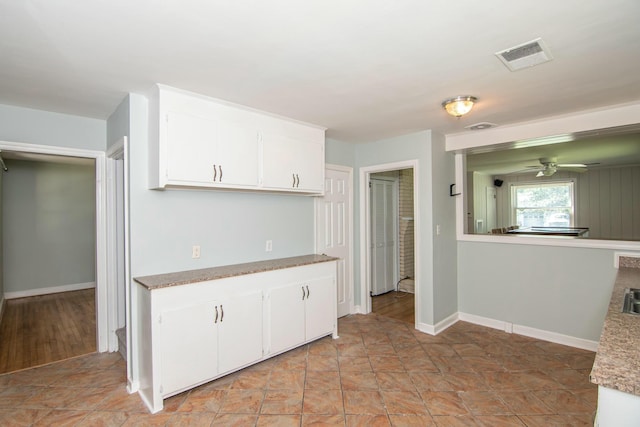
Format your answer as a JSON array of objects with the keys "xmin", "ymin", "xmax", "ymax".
[{"xmin": 557, "ymin": 163, "xmax": 587, "ymax": 168}]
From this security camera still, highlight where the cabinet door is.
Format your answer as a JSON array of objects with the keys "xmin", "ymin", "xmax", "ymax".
[
  {"xmin": 304, "ymin": 276, "xmax": 336, "ymax": 341},
  {"xmin": 160, "ymin": 301, "xmax": 219, "ymax": 395},
  {"xmin": 218, "ymin": 289, "xmax": 264, "ymax": 374},
  {"xmin": 262, "ymin": 133, "xmax": 324, "ymax": 192},
  {"xmin": 217, "ymin": 120, "xmax": 260, "ymax": 187},
  {"xmin": 268, "ymin": 283, "xmax": 306, "ymax": 354},
  {"xmin": 166, "ymin": 111, "xmax": 219, "ymax": 184}
]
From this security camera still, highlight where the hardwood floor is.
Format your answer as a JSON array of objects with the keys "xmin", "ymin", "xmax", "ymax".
[
  {"xmin": 0, "ymin": 289, "xmax": 96, "ymax": 374},
  {"xmin": 371, "ymin": 290, "xmax": 414, "ymax": 324}
]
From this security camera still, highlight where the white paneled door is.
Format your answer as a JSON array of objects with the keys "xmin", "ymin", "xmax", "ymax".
[
  {"xmin": 316, "ymin": 166, "xmax": 352, "ymax": 317},
  {"xmin": 370, "ymin": 177, "xmax": 397, "ymax": 296}
]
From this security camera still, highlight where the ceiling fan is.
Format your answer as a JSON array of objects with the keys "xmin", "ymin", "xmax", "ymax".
[{"xmin": 526, "ymin": 157, "xmax": 598, "ymax": 177}]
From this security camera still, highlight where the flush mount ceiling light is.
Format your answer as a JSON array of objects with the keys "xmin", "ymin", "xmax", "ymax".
[{"xmin": 442, "ymin": 96, "xmax": 477, "ymax": 118}]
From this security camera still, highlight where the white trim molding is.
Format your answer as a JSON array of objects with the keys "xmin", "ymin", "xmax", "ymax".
[
  {"xmin": 417, "ymin": 312, "xmax": 459, "ymax": 336},
  {"xmin": 5, "ymin": 282, "xmax": 96, "ymax": 300},
  {"xmin": 458, "ymin": 312, "xmax": 598, "ymax": 352}
]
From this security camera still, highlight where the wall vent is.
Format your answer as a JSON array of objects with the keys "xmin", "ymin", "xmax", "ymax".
[{"xmin": 495, "ymin": 37, "xmax": 553, "ymax": 71}]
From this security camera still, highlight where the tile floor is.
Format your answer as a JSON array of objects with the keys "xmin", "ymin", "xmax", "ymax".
[{"xmin": 0, "ymin": 314, "xmax": 597, "ymax": 426}]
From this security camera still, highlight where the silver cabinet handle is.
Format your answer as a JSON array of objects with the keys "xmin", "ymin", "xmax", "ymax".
[
  {"xmin": 295, "ymin": 174, "xmax": 300, "ymax": 187},
  {"xmin": 292, "ymin": 173, "xmax": 296, "ymax": 188},
  {"xmin": 213, "ymin": 165, "xmax": 217, "ymax": 182},
  {"xmin": 219, "ymin": 165, "xmax": 223, "ymax": 182},
  {"xmin": 302, "ymin": 286, "xmax": 305, "ymax": 300},
  {"xmin": 306, "ymin": 285, "xmax": 310, "ymax": 298},
  {"xmin": 220, "ymin": 305, "xmax": 224, "ymax": 322},
  {"xmin": 214, "ymin": 305, "xmax": 219, "ymax": 323}
]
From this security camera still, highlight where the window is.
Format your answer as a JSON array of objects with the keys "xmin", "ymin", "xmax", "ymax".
[{"xmin": 511, "ymin": 181, "xmax": 575, "ymax": 228}]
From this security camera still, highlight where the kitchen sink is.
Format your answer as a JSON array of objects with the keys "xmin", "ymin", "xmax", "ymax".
[{"xmin": 622, "ymin": 288, "xmax": 640, "ymax": 315}]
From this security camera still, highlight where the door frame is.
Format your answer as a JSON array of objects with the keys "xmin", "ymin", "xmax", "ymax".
[
  {"xmin": 0, "ymin": 140, "xmax": 110, "ymax": 352},
  {"xmin": 314, "ymin": 164, "xmax": 354, "ymax": 316},
  {"xmin": 359, "ymin": 160, "xmax": 420, "ymax": 328}
]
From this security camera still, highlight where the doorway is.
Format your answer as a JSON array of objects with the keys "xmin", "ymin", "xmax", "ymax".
[
  {"xmin": 0, "ymin": 152, "xmax": 97, "ymax": 372},
  {"xmin": 361, "ymin": 161, "xmax": 418, "ymax": 325},
  {"xmin": 0, "ymin": 141, "xmax": 111, "ymax": 364}
]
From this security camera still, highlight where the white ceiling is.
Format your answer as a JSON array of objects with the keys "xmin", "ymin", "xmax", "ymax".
[{"xmin": 1, "ymin": 1, "xmax": 640, "ymax": 143}]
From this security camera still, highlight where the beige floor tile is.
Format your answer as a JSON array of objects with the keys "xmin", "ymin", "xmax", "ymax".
[
  {"xmin": 345, "ymin": 414, "xmax": 392, "ymax": 426},
  {"xmin": 343, "ymin": 390, "xmax": 386, "ymax": 415},
  {"xmin": 301, "ymin": 414, "xmax": 345, "ymax": 425},
  {"xmin": 260, "ymin": 389, "xmax": 303, "ymax": 414},
  {"xmin": 268, "ymin": 369, "xmax": 305, "ymax": 390},
  {"xmin": 256, "ymin": 414, "xmax": 300, "ymax": 426},
  {"xmin": 388, "ymin": 414, "xmax": 436, "ymax": 426},
  {"xmin": 340, "ymin": 371, "xmax": 379, "ymax": 390},
  {"xmin": 381, "ymin": 391, "xmax": 428, "ymax": 415},
  {"xmin": 305, "ymin": 370, "xmax": 341, "ymax": 390},
  {"xmin": 303, "ymin": 389, "xmax": 344, "ymax": 414},
  {"xmin": 218, "ymin": 389, "xmax": 264, "ymax": 414}
]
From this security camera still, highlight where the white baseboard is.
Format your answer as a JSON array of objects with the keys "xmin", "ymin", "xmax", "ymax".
[
  {"xmin": 417, "ymin": 312, "xmax": 459, "ymax": 336},
  {"xmin": 5, "ymin": 282, "xmax": 96, "ymax": 300},
  {"xmin": 353, "ymin": 305, "xmax": 365, "ymax": 314},
  {"xmin": 458, "ymin": 312, "xmax": 599, "ymax": 352}
]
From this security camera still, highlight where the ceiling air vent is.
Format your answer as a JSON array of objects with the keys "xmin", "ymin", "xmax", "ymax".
[
  {"xmin": 465, "ymin": 122, "xmax": 497, "ymax": 131},
  {"xmin": 495, "ymin": 37, "xmax": 553, "ymax": 71}
]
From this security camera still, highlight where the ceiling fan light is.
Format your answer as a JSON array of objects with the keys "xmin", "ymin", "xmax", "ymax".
[{"xmin": 442, "ymin": 96, "xmax": 477, "ymax": 117}]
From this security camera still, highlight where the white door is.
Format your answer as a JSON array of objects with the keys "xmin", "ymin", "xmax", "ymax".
[
  {"xmin": 315, "ymin": 166, "xmax": 352, "ymax": 317},
  {"xmin": 370, "ymin": 178, "xmax": 397, "ymax": 296}
]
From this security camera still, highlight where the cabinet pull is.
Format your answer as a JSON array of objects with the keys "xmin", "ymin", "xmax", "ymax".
[
  {"xmin": 219, "ymin": 165, "xmax": 223, "ymax": 182},
  {"xmin": 295, "ymin": 174, "xmax": 300, "ymax": 188},
  {"xmin": 214, "ymin": 305, "xmax": 219, "ymax": 323},
  {"xmin": 306, "ymin": 285, "xmax": 310, "ymax": 298},
  {"xmin": 220, "ymin": 305, "xmax": 224, "ymax": 322},
  {"xmin": 213, "ymin": 165, "xmax": 217, "ymax": 182},
  {"xmin": 292, "ymin": 173, "xmax": 296, "ymax": 188},
  {"xmin": 302, "ymin": 286, "xmax": 305, "ymax": 300}
]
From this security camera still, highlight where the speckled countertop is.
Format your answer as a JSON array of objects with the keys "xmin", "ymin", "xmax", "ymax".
[
  {"xmin": 134, "ymin": 254, "xmax": 338, "ymax": 290},
  {"xmin": 590, "ymin": 256, "xmax": 640, "ymax": 395}
]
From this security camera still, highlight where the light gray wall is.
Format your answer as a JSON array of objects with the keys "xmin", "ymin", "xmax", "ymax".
[
  {"xmin": 458, "ymin": 241, "xmax": 616, "ymax": 341},
  {"xmin": 125, "ymin": 94, "xmax": 316, "ymax": 277},
  {"xmin": 430, "ymin": 131, "xmax": 457, "ymax": 323},
  {"xmin": 3, "ymin": 160, "xmax": 96, "ymax": 293},
  {"xmin": 0, "ymin": 104, "xmax": 106, "ymax": 151},
  {"xmin": 326, "ymin": 138, "xmax": 356, "ymax": 167},
  {"xmin": 107, "ymin": 95, "xmax": 130, "ymax": 148},
  {"xmin": 354, "ymin": 130, "xmax": 457, "ymax": 326}
]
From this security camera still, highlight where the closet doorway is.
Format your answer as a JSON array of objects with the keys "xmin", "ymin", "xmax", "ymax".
[
  {"xmin": 361, "ymin": 161, "xmax": 418, "ymax": 325},
  {"xmin": 0, "ymin": 141, "xmax": 112, "ymax": 373}
]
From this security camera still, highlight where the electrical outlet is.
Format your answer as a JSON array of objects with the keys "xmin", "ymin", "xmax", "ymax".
[
  {"xmin": 265, "ymin": 240, "xmax": 273, "ymax": 252},
  {"xmin": 192, "ymin": 245, "xmax": 201, "ymax": 259}
]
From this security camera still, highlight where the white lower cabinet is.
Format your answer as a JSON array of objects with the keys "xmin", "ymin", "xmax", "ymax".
[
  {"xmin": 135, "ymin": 260, "xmax": 337, "ymax": 413},
  {"xmin": 159, "ymin": 300, "xmax": 219, "ymax": 395},
  {"xmin": 268, "ymin": 276, "xmax": 335, "ymax": 355}
]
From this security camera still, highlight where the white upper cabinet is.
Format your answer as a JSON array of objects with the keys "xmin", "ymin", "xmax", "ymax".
[
  {"xmin": 148, "ymin": 84, "xmax": 325, "ymax": 195},
  {"xmin": 261, "ymin": 129, "xmax": 324, "ymax": 193}
]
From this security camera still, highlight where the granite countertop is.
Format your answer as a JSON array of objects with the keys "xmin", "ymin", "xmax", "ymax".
[
  {"xmin": 590, "ymin": 256, "xmax": 640, "ymax": 395},
  {"xmin": 134, "ymin": 254, "xmax": 338, "ymax": 290}
]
